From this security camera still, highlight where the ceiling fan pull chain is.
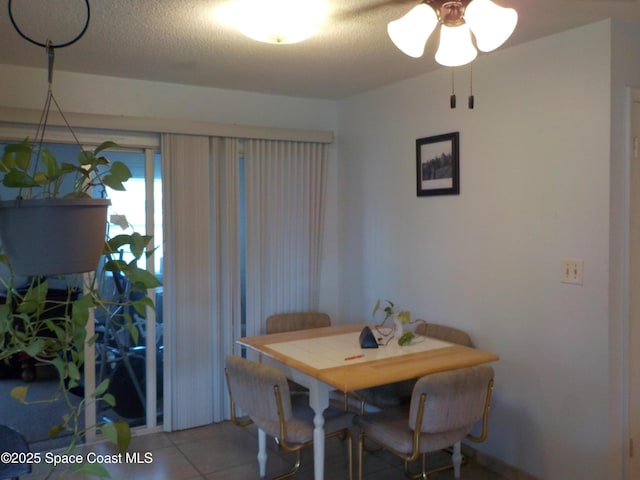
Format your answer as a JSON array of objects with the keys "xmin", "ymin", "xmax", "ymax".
[
  {"xmin": 468, "ymin": 64, "xmax": 474, "ymax": 109},
  {"xmin": 450, "ymin": 69, "xmax": 456, "ymax": 109}
]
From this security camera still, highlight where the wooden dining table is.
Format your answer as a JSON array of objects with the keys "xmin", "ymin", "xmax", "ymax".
[{"xmin": 237, "ymin": 322, "xmax": 499, "ymax": 480}]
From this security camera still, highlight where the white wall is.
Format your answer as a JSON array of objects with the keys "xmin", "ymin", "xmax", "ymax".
[
  {"xmin": 0, "ymin": 64, "xmax": 337, "ymax": 132},
  {"xmin": 336, "ymin": 21, "xmax": 617, "ymax": 479}
]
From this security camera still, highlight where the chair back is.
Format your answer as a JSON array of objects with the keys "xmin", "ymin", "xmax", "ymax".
[
  {"xmin": 266, "ymin": 312, "xmax": 331, "ymax": 334},
  {"xmin": 225, "ymin": 355, "xmax": 293, "ymax": 424},
  {"xmin": 414, "ymin": 321, "xmax": 472, "ymax": 346},
  {"xmin": 0, "ymin": 425, "xmax": 31, "ymax": 478},
  {"xmin": 409, "ymin": 365, "xmax": 494, "ymax": 434}
]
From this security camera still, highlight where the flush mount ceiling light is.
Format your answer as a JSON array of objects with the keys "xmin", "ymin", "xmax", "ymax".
[
  {"xmin": 387, "ymin": 0, "xmax": 518, "ymax": 67},
  {"xmin": 216, "ymin": 0, "xmax": 328, "ymax": 45}
]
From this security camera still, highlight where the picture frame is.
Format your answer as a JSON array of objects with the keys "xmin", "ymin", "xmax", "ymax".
[{"xmin": 416, "ymin": 131, "xmax": 459, "ymax": 196}]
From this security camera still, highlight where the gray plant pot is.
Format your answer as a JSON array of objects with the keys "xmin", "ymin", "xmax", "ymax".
[{"xmin": 0, "ymin": 198, "xmax": 110, "ymax": 276}]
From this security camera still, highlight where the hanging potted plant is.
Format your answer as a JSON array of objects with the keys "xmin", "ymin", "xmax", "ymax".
[
  {"xmin": 0, "ymin": 3, "xmax": 161, "ymax": 477},
  {"xmin": 0, "ymin": 228, "xmax": 161, "ymax": 479},
  {"xmin": 0, "ymin": 138, "xmax": 131, "ymax": 276}
]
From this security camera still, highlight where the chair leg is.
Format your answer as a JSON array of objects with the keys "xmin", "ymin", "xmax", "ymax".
[
  {"xmin": 346, "ymin": 428, "xmax": 353, "ymax": 480},
  {"xmin": 452, "ymin": 441, "xmax": 462, "ymax": 479},
  {"xmin": 258, "ymin": 429, "xmax": 267, "ymax": 477},
  {"xmin": 421, "ymin": 453, "xmax": 428, "ymax": 479},
  {"xmin": 272, "ymin": 428, "xmax": 351, "ymax": 480},
  {"xmin": 271, "ymin": 450, "xmax": 301, "ymax": 480},
  {"xmin": 325, "ymin": 427, "xmax": 353, "ymax": 480},
  {"xmin": 358, "ymin": 431, "xmax": 365, "ymax": 480},
  {"xmin": 414, "ymin": 444, "xmax": 467, "ymax": 479},
  {"xmin": 403, "ymin": 456, "xmax": 429, "ymax": 480},
  {"xmin": 406, "ymin": 451, "xmax": 464, "ymax": 480}
]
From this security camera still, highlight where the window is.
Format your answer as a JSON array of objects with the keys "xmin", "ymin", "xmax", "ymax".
[{"xmin": 0, "ymin": 139, "xmax": 163, "ymax": 450}]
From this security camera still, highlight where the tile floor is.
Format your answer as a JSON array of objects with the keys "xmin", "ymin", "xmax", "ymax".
[{"xmin": 20, "ymin": 421, "xmax": 508, "ymax": 480}]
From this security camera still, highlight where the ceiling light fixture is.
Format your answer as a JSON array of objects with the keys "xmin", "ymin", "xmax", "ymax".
[
  {"xmin": 216, "ymin": 0, "xmax": 328, "ymax": 45},
  {"xmin": 387, "ymin": 0, "xmax": 518, "ymax": 67}
]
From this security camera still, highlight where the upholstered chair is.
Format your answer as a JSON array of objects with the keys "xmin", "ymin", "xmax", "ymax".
[
  {"xmin": 265, "ymin": 312, "xmax": 331, "ymax": 334},
  {"xmin": 354, "ymin": 365, "xmax": 494, "ymax": 480},
  {"xmin": 0, "ymin": 425, "xmax": 31, "ymax": 480},
  {"xmin": 351, "ymin": 322, "xmax": 472, "ymax": 412},
  {"xmin": 224, "ymin": 354, "xmax": 353, "ymax": 480},
  {"xmin": 265, "ymin": 312, "xmax": 332, "ymax": 394}
]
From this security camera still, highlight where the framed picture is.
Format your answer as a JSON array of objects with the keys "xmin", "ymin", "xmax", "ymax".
[{"xmin": 416, "ymin": 132, "xmax": 459, "ymax": 196}]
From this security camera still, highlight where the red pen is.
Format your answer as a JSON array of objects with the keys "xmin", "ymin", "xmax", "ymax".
[{"xmin": 344, "ymin": 354, "xmax": 364, "ymax": 361}]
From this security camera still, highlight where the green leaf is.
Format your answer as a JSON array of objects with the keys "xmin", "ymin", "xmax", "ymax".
[
  {"xmin": 100, "ymin": 422, "xmax": 116, "ymax": 444},
  {"xmin": 1, "ymin": 141, "xmax": 31, "ymax": 172},
  {"xmin": 102, "ymin": 393, "xmax": 116, "ymax": 407},
  {"xmin": 114, "ymin": 420, "xmax": 131, "ymax": 453},
  {"xmin": 94, "ymin": 140, "xmax": 120, "ymax": 155},
  {"xmin": 110, "ymin": 161, "xmax": 132, "ymax": 182},
  {"xmin": 3, "ymin": 139, "xmax": 32, "ymax": 155},
  {"xmin": 0, "ymin": 304, "xmax": 11, "ymax": 334},
  {"xmin": 94, "ymin": 155, "xmax": 110, "ymax": 166},
  {"xmin": 105, "ymin": 232, "xmax": 152, "ymax": 253},
  {"xmin": 101, "ymin": 420, "xmax": 131, "ymax": 453},
  {"xmin": 77, "ymin": 150, "xmax": 95, "ymax": 166},
  {"xmin": 32, "ymin": 171, "xmax": 50, "ymax": 185},
  {"xmin": 383, "ymin": 300, "xmax": 394, "ymax": 319},
  {"xmin": 372, "ymin": 299, "xmax": 381, "ymax": 317},
  {"xmin": 398, "ymin": 332, "xmax": 415, "ymax": 346},
  {"xmin": 51, "ymin": 357, "xmax": 66, "ymax": 379},
  {"xmin": 59, "ymin": 162, "xmax": 80, "ymax": 174},
  {"xmin": 102, "ymin": 258, "xmax": 127, "ymax": 272},
  {"xmin": 19, "ymin": 280, "xmax": 49, "ymax": 314},
  {"xmin": 41, "ymin": 148, "xmax": 59, "ymax": 178},
  {"xmin": 6, "ymin": 140, "xmax": 33, "ymax": 170},
  {"xmin": 67, "ymin": 361, "xmax": 81, "ymax": 382},
  {"xmin": 127, "ymin": 267, "xmax": 162, "ymax": 289},
  {"xmin": 125, "ymin": 322, "xmax": 139, "ymax": 344},
  {"xmin": 72, "ymin": 294, "xmax": 95, "ymax": 327},
  {"xmin": 44, "ymin": 320, "xmax": 65, "ymax": 341},
  {"xmin": 132, "ymin": 297, "xmax": 155, "ymax": 317},
  {"xmin": 2, "ymin": 170, "xmax": 38, "ymax": 188},
  {"xmin": 23, "ymin": 338, "xmax": 45, "ymax": 357},
  {"xmin": 101, "ymin": 174, "xmax": 127, "ymax": 191},
  {"xmin": 93, "ymin": 379, "xmax": 110, "ymax": 398}
]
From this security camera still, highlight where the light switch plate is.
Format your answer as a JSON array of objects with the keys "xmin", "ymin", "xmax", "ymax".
[{"xmin": 562, "ymin": 258, "xmax": 584, "ymax": 285}]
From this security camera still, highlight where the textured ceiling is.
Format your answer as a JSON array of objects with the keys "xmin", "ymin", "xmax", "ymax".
[{"xmin": 0, "ymin": 0, "xmax": 639, "ymax": 100}]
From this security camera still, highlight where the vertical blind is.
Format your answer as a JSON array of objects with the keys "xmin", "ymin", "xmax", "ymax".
[
  {"xmin": 243, "ymin": 139, "xmax": 328, "ymax": 338},
  {"xmin": 161, "ymin": 134, "xmax": 215, "ymax": 429},
  {"xmin": 162, "ymin": 134, "xmax": 328, "ymax": 427}
]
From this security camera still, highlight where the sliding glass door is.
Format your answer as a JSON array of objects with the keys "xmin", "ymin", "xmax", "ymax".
[
  {"xmin": 90, "ymin": 148, "xmax": 163, "ymax": 432},
  {"xmin": 0, "ymin": 140, "xmax": 163, "ymax": 452}
]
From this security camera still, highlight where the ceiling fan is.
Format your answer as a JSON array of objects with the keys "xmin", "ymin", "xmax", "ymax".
[
  {"xmin": 218, "ymin": 0, "xmax": 516, "ymax": 67},
  {"xmin": 383, "ymin": 0, "xmax": 518, "ymax": 67}
]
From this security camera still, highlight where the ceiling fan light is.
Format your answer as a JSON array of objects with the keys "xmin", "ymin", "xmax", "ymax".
[
  {"xmin": 435, "ymin": 24, "xmax": 477, "ymax": 67},
  {"xmin": 387, "ymin": 4, "xmax": 438, "ymax": 58},
  {"xmin": 464, "ymin": 0, "xmax": 518, "ymax": 52},
  {"xmin": 216, "ymin": 0, "xmax": 327, "ymax": 44}
]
